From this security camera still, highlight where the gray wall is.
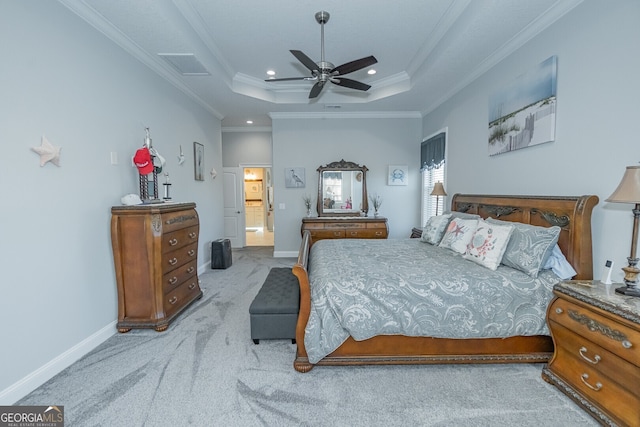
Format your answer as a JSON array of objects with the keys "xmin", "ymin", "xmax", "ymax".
[
  {"xmin": 221, "ymin": 130, "xmax": 272, "ymax": 167},
  {"xmin": 271, "ymin": 114, "xmax": 422, "ymax": 256},
  {"xmin": 422, "ymin": 0, "xmax": 640, "ymax": 282},
  {"xmin": 1, "ymin": 2, "xmax": 224, "ymax": 403}
]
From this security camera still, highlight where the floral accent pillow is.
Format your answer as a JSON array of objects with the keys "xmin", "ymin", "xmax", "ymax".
[
  {"xmin": 421, "ymin": 214, "xmax": 452, "ymax": 245},
  {"xmin": 438, "ymin": 218, "xmax": 478, "ymax": 254},
  {"xmin": 463, "ymin": 220, "xmax": 514, "ymax": 270}
]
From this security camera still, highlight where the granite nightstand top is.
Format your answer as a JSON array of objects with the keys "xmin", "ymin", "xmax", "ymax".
[{"xmin": 554, "ymin": 280, "xmax": 640, "ymax": 325}]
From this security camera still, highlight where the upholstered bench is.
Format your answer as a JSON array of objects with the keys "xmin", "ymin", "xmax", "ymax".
[{"xmin": 249, "ymin": 267, "xmax": 299, "ymax": 344}]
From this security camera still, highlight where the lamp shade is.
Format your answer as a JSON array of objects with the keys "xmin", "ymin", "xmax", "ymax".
[
  {"xmin": 431, "ymin": 182, "xmax": 447, "ymax": 196},
  {"xmin": 606, "ymin": 166, "xmax": 640, "ymax": 203}
]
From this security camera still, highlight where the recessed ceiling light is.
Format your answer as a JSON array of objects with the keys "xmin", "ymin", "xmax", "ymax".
[
  {"xmin": 367, "ymin": 69, "xmax": 377, "ymax": 75},
  {"xmin": 266, "ymin": 70, "xmax": 276, "ymax": 76},
  {"xmin": 246, "ymin": 120, "xmax": 253, "ymax": 124}
]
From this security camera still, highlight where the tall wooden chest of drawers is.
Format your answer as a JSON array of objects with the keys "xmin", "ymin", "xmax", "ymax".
[
  {"xmin": 542, "ymin": 281, "xmax": 640, "ymax": 426},
  {"xmin": 111, "ymin": 202, "xmax": 202, "ymax": 332},
  {"xmin": 301, "ymin": 217, "xmax": 388, "ymax": 241}
]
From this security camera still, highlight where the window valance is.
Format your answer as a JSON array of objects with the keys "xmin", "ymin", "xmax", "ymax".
[{"xmin": 421, "ymin": 132, "xmax": 446, "ymax": 171}]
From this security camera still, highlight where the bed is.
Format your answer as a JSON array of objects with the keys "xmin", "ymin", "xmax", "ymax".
[{"xmin": 291, "ymin": 194, "xmax": 598, "ymax": 372}]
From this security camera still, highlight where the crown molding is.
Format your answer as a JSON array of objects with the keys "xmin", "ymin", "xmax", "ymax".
[
  {"xmin": 269, "ymin": 111, "xmax": 422, "ymax": 120},
  {"xmin": 57, "ymin": 0, "xmax": 224, "ymax": 120},
  {"xmin": 221, "ymin": 126, "xmax": 272, "ymax": 133}
]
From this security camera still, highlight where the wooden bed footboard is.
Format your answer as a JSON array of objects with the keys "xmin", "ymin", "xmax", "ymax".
[{"xmin": 291, "ymin": 194, "xmax": 599, "ymax": 372}]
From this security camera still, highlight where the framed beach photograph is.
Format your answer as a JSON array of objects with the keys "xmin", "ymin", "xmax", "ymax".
[
  {"xmin": 388, "ymin": 165, "xmax": 408, "ymax": 186},
  {"xmin": 193, "ymin": 142, "xmax": 204, "ymax": 181},
  {"xmin": 488, "ymin": 55, "xmax": 557, "ymax": 156}
]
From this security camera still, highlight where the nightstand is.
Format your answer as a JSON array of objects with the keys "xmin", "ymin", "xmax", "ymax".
[{"xmin": 542, "ymin": 280, "xmax": 640, "ymax": 426}]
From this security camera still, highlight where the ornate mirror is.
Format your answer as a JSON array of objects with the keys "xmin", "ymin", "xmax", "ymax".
[{"xmin": 317, "ymin": 160, "xmax": 368, "ymax": 217}]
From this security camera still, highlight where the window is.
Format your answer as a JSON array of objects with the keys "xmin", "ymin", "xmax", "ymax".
[{"xmin": 420, "ymin": 130, "xmax": 447, "ymax": 226}]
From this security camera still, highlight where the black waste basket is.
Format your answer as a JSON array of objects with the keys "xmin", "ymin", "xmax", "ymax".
[{"xmin": 211, "ymin": 239, "xmax": 232, "ymax": 269}]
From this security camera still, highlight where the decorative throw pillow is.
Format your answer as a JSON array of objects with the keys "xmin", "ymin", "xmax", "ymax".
[
  {"xmin": 421, "ymin": 214, "xmax": 452, "ymax": 245},
  {"xmin": 445, "ymin": 211, "xmax": 481, "ymax": 220},
  {"xmin": 439, "ymin": 218, "xmax": 478, "ymax": 254},
  {"xmin": 463, "ymin": 219, "xmax": 514, "ymax": 270},
  {"xmin": 486, "ymin": 218, "xmax": 561, "ymax": 277}
]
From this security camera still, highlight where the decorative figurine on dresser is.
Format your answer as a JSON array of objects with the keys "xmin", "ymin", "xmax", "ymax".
[{"xmin": 542, "ymin": 280, "xmax": 640, "ymax": 426}]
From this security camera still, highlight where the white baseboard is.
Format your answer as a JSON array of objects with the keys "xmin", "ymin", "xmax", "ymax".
[
  {"xmin": 273, "ymin": 250, "xmax": 299, "ymax": 258},
  {"xmin": 0, "ymin": 321, "xmax": 116, "ymax": 405}
]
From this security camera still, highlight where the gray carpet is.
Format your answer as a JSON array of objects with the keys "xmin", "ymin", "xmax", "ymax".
[{"xmin": 18, "ymin": 246, "xmax": 597, "ymax": 426}]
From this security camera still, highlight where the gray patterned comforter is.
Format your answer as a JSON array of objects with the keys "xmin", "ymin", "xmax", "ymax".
[{"xmin": 304, "ymin": 238, "xmax": 559, "ymax": 364}]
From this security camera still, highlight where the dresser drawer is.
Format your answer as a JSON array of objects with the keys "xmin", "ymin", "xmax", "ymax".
[
  {"xmin": 164, "ymin": 277, "xmax": 200, "ymax": 318},
  {"xmin": 309, "ymin": 229, "xmax": 345, "ymax": 239},
  {"xmin": 163, "ymin": 243, "xmax": 198, "ymax": 272},
  {"xmin": 162, "ymin": 259, "xmax": 197, "ymax": 294},
  {"xmin": 161, "ymin": 209, "xmax": 199, "ymax": 233},
  {"xmin": 549, "ymin": 344, "xmax": 640, "ymax": 427},
  {"xmin": 162, "ymin": 226, "xmax": 199, "ymax": 253},
  {"xmin": 549, "ymin": 320, "xmax": 640, "ymax": 395},
  {"xmin": 548, "ymin": 297, "xmax": 639, "ymax": 365}
]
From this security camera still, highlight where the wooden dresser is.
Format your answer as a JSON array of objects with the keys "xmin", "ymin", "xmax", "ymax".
[
  {"xmin": 111, "ymin": 202, "xmax": 202, "ymax": 332},
  {"xmin": 542, "ymin": 281, "xmax": 640, "ymax": 426},
  {"xmin": 301, "ymin": 216, "xmax": 388, "ymax": 241}
]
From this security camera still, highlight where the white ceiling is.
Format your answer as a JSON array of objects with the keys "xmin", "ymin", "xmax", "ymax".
[{"xmin": 58, "ymin": 0, "xmax": 582, "ymax": 128}]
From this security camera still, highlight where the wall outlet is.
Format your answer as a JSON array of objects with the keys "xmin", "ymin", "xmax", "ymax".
[
  {"xmin": 279, "ymin": 203, "xmax": 285, "ymax": 210},
  {"xmin": 110, "ymin": 151, "xmax": 118, "ymax": 165}
]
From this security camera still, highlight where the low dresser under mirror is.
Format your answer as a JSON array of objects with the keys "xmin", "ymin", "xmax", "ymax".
[{"xmin": 302, "ymin": 160, "xmax": 388, "ymax": 241}]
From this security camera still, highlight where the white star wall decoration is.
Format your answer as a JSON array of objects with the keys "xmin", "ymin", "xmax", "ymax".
[{"xmin": 32, "ymin": 135, "xmax": 61, "ymax": 167}]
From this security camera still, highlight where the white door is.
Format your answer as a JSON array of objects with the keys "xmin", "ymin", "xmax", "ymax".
[{"xmin": 223, "ymin": 167, "xmax": 245, "ymax": 248}]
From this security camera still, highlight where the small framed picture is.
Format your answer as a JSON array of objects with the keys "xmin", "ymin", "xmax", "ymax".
[
  {"xmin": 285, "ymin": 167, "xmax": 305, "ymax": 188},
  {"xmin": 388, "ymin": 165, "xmax": 408, "ymax": 186},
  {"xmin": 193, "ymin": 142, "xmax": 204, "ymax": 181}
]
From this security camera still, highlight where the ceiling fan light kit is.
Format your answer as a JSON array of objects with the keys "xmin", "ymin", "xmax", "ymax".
[{"xmin": 266, "ymin": 11, "xmax": 377, "ymax": 99}]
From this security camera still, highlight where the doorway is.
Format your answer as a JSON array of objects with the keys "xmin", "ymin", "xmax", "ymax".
[{"xmin": 244, "ymin": 167, "xmax": 273, "ymax": 246}]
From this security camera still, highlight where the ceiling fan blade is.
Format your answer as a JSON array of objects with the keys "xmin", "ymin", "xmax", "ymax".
[
  {"xmin": 331, "ymin": 77, "xmax": 371, "ymax": 92},
  {"xmin": 331, "ymin": 56, "xmax": 377, "ymax": 76},
  {"xmin": 309, "ymin": 81, "xmax": 325, "ymax": 98},
  {"xmin": 265, "ymin": 76, "xmax": 315, "ymax": 82},
  {"xmin": 290, "ymin": 50, "xmax": 320, "ymax": 73}
]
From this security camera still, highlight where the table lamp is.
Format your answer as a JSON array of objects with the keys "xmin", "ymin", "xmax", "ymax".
[
  {"xmin": 606, "ymin": 165, "xmax": 640, "ymax": 297},
  {"xmin": 431, "ymin": 182, "xmax": 447, "ymax": 216}
]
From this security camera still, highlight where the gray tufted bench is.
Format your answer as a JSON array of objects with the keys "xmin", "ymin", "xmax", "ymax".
[{"xmin": 249, "ymin": 267, "xmax": 300, "ymax": 344}]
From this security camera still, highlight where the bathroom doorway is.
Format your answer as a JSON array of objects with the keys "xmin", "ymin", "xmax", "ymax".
[{"xmin": 243, "ymin": 167, "xmax": 273, "ymax": 246}]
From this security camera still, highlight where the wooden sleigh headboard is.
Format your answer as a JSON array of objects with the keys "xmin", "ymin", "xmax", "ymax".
[{"xmin": 450, "ymin": 194, "xmax": 599, "ymax": 280}]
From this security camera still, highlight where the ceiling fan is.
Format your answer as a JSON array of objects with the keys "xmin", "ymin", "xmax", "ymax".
[{"xmin": 265, "ymin": 11, "xmax": 377, "ymax": 99}]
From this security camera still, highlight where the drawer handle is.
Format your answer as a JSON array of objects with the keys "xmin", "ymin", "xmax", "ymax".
[
  {"xmin": 169, "ymin": 238, "xmax": 178, "ymax": 246},
  {"xmin": 555, "ymin": 307, "xmax": 563, "ymax": 314},
  {"xmin": 189, "ymin": 232, "xmax": 197, "ymax": 239},
  {"xmin": 188, "ymin": 282, "xmax": 196, "ymax": 290},
  {"xmin": 187, "ymin": 267, "xmax": 195, "ymax": 274},
  {"xmin": 349, "ymin": 231, "xmax": 358, "ymax": 236},
  {"xmin": 580, "ymin": 373, "xmax": 602, "ymax": 391},
  {"xmin": 168, "ymin": 257, "xmax": 178, "ymax": 266},
  {"xmin": 578, "ymin": 347, "xmax": 601, "ymax": 365},
  {"xmin": 568, "ymin": 310, "xmax": 629, "ymax": 345},
  {"xmin": 169, "ymin": 296, "xmax": 178, "ymax": 305},
  {"xmin": 622, "ymin": 340, "xmax": 633, "ymax": 349},
  {"xmin": 333, "ymin": 231, "xmax": 341, "ymax": 236},
  {"xmin": 188, "ymin": 250, "xmax": 195, "ymax": 257},
  {"xmin": 375, "ymin": 231, "xmax": 383, "ymax": 236},
  {"xmin": 168, "ymin": 276, "xmax": 178, "ymax": 285}
]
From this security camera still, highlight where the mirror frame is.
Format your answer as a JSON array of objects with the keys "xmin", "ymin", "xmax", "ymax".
[{"xmin": 317, "ymin": 159, "xmax": 368, "ymax": 217}]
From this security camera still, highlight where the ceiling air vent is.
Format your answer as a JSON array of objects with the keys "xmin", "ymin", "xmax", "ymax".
[{"xmin": 158, "ymin": 53, "xmax": 210, "ymax": 76}]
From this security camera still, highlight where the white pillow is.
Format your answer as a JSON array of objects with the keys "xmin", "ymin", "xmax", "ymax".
[
  {"xmin": 543, "ymin": 244, "xmax": 577, "ymax": 280},
  {"xmin": 421, "ymin": 214, "xmax": 452, "ymax": 245},
  {"xmin": 463, "ymin": 219, "xmax": 514, "ymax": 270},
  {"xmin": 439, "ymin": 218, "xmax": 478, "ymax": 254}
]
